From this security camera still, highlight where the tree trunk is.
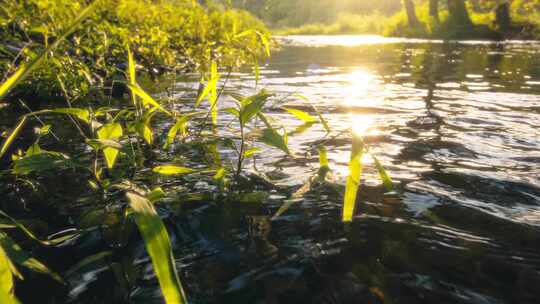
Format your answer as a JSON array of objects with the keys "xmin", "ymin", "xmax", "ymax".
[
  {"xmin": 403, "ymin": 0, "xmax": 419, "ymax": 27},
  {"xmin": 447, "ymin": 0, "xmax": 473, "ymax": 27},
  {"xmin": 429, "ymin": 0, "xmax": 439, "ymax": 22},
  {"xmin": 495, "ymin": 2, "xmax": 511, "ymax": 30}
]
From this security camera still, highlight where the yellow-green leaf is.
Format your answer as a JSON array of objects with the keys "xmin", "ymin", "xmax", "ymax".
[
  {"xmin": 128, "ymin": 84, "xmax": 171, "ymax": 116},
  {"xmin": 147, "ymin": 187, "xmax": 166, "ymax": 203},
  {"xmin": 97, "ymin": 123, "xmax": 123, "ymax": 169},
  {"xmin": 0, "ymin": 210, "xmax": 73, "ymax": 246},
  {"xmin": 372, "ymin": 155, "xmax": 393, "ymax": 192},
  {"xmin": 153, "ymin": 166, "xmax": 195, "ymax": 175},
  {"xmin": 243, "ymin": 147, "xmax": 261, "ymax": 158},
  {"xmin": 0, "ymin": 116, "xmax": 27, "ymax": 158},
  {"xmin": 127, "ymin": 45, "xmax": 136, "ymax": 86},
  {"xmin": 312, "ymin": 105, "xmax": 331, "ymax": 133},
  {"xmin": 343, "ymin": 142, "xmax": 364, "ymax": 222},
  {"xmin": 261, "ymin": 128, "xmax": 290, "ymax": 155},
  {"xmin": 283, "ymin": 107, "xmax": 317, "ymax": 123},
  {"xmin": 125, "ymin": 192, "xmax": 186, "ymax": 304},
  {"xmin": 0, "ymin": 233, "xmax": 63, "ymax": 283},
  {"xmin": 0, "ymin": 244, "xmax": 19, "ymax": 304}
]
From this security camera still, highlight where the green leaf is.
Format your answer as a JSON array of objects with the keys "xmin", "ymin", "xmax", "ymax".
[
  {"xmin": 13, "ymin": 152, "xmax": 73, "ymax": 175},
  {"xmin": 319, "ymin": 146, "xmax": 329, "ymax": 168},
  {"xmin": 283, "ymin": 107, "xmax": 317, "ymax": 123},
  {"xmin": 86, "ymin": 139, "xmax": 122, "ymax": 150},
  {"xmin": 49, "ymin": 108, "xmax": 90, "ymax": 123},
  {"xmin": 135, "ymin": 119, "xmax": 153, "ymax": 145},
  {"xmin": 127, "ymin": 45, "xmax": 136, "ymax": 85},
  {"xmin": 312, "ymin": 105, "xmax": 331, "ymax": 133},
  {"xmin": 97, "ymin": 123, "xmax": 123, "ymax": 169},
  {"xmin": 0, "ymin": 0, "xmax": 100, "ymax": 101},
  {"xmin": 371, "ymin": 155, "xmax": 393, "ymax": 192},
  {"xmin": 260, "ymin": 128, "xmax": 290, "ymax": 155},
  {"xmin": 153, "ymin": 166, "xmax": 195, "ymax": 176},
  {"xmin": 240, "ymin": 91, "xmax": 271, "ymax": 126},
  {"xmin": 0, "ymin": 244, "xmax": 19, "ymax": 304},
  {"xmin": 318, "ymin": 146, "xmax": 331, "ymax": 180},
  {"xmin": 0, "ymin": 233, "xmax": 63, "ymax": 283},
  {"xmin": 343, "ymin": 141, "xmax": 364, "ymax": 222},
  {"xmin": 0, "ymin": 116, "xmax": 27, "ymax": 159},
  {"xmin": 128, "ymin": 84, "xmax": 171, "ymax": 116},
  {"xmin": 243, "ymin": 147, "xmax": 261, "ymax": 158},
  {"xmin": 147, "ymin": 187, "xmax": 166, "ymax": 203},
  {"xmin": 25, "ymin": 143, "xmax": 42, "ymax": 157},
  {"xmin": 196, "ymin": 62, "xmax": 220, "ymax": 125},
  {"xmin": 0, "ymin": 209, "xmax": 75, "ymax": 246},
  {"xmin": 164, "ymin": 113, "xmax": 202, "ymax": 148},
  {"xmin": 213, "ymin": 168, "xmax": 226, "ymax": 180},
  {"xmin": 224, "ymin": 107, "xmax": 240, "ymax": 118},
  {"xmin": 125, "ymin": 192, "xmax": 186, "ymax": 304},
  {"xmin": 127, "ymin": 45, "xmax": 138, "ymax": 108}
]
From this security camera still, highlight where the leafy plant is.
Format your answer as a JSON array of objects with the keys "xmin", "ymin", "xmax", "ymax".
[{"xmin": 126, "ymin": 192, "xmax": 187, "ymax": 304}]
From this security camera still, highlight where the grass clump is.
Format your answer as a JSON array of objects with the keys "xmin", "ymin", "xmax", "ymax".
[{"xmin": 0, "ymin": 0, "xmax": 270, "ymax": 101}]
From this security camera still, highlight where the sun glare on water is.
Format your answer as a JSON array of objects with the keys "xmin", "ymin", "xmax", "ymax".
[{"xmin": 344, "ymin": 70, "xmax": 379, "ymax": 137}]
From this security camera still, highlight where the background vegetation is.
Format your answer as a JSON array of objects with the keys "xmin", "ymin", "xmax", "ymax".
[{"xmin": 227, "ymin": 0, "xmax": 540, "ymax": 39}]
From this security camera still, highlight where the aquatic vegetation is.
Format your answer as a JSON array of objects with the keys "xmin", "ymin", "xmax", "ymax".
[{"xmin": 0, "ymin": 1, "xmax": 398, "ymax": 302}]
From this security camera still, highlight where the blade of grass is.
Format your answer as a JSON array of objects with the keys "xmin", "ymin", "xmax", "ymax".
[
  {"xmin": 0, "ymin": 210, "xmax": 74, "ymax": 246},
  {"xmin": 125, "ymin": 192, "xmax": 186, "ymax": 304},
  {"xmin": 128, "ymin": 84, "xmax": 171, "ymax": 116},
  {"xmin": 371, "ymin": 155, "xmax": 393, "ymax": 192},
  {"xmin": 0, "ymin": 233, "xmax": 63, "ymax": 283},
  {"xmin": 343, "ymin": 142, "xmax": 364, "ymax": 222},
  {"xmin": 0, "ymin": 116, "xmax": 27, "ymax": 159}
]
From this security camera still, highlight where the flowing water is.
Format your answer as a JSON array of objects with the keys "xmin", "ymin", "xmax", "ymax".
[{"xmin": 4, "ymin": 35, "xmax": 540, "ymax": 303}]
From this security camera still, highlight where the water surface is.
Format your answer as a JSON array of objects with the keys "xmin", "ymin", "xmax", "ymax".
[
  {"xmin": 176, "ymin": 35, "xmax": 540, "ymax": 304},
  {"xmin": 7, "ymin": 35, "xmax": 540, "ymax": 303}
]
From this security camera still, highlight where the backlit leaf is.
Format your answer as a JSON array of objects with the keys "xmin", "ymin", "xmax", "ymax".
[
  {"xmin": 240, "ymin": 94, "xmax": 270, "ymax": 126},
  {"xmin": 147, "ymin": 187, "xmax": 166, "ymax": 203},
  {"xmin": 153, "ymin": 166, "xmax": 195, "ymax": 175},
  {"xmin": 0, "ymin": 244, "xmax": 19, "ymax": 304},
  {"xmin": 0, "ymin": 233, "xmax": 63, "ymax": 283},
  {"xmin": 97, "ymin": 123, "xmax": 123, "ymax": 169},
  {"xmin": 0, "ymin": 209, "xmax": 75, "ymax": 246},
  {"xmin": 283, "ymin": 107, "xmax": 317, "ymax": 123},
  {"xmin": 128, "ymin": 84, "xmax": 171, "ymax": 116},
  {"xmin": 372, "ymin": 155, "xmax": 393, "ymax": 192},
  {"xmin": 0, "ymin": 116, "xmax": 27, "ymax": 159},
  {"xmin": 260, "ymin": 128, "xmax": 290, "ymax": 155},
  {"xmin": 125, "ymin": 192, "xmax": 186, "ymax": 304},
  {"xmin": 343, "ymin": 141, "xmax": 364, "ymax": 222},
  {"xmin": 312, "ymin": 105, "xmax": 331, "ymax": 133},
  {"xmin": 49, "ymin": 108, "xmax": 90, "ymax": 123}
]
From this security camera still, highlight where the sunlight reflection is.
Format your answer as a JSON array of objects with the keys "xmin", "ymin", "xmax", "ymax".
[
  {"xmin": 345, "ymin": 70, "xmax": 374, "ymax": 106},
  {"xmin": 344, "ymin": 69, "xmax": 378, "ymax": 138}
]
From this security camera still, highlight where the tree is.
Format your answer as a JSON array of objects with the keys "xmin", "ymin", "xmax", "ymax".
[
  {"xmin": 447, "ymin": 0, "xmax": 473, "ymax": 27},
  {"xmin": 429, "ymin": 0, "xmax": 440, "ymax": 22},
  {"xmin": 495, "ymin": 2, "xmax": 512, "ymax": 30},
  {"xmin": 403, "ymin": 0, "xmax": 419, "ymax": 26}
]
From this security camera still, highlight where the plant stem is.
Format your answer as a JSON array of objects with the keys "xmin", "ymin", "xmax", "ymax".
[{"xmin": 236, "ymin": 122, "xmax": 245, "ymax": 178}]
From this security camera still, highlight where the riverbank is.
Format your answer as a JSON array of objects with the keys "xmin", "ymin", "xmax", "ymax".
[{"xmin": 273, "ymin": 8, "xmax": 540, "ymax": 40}]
